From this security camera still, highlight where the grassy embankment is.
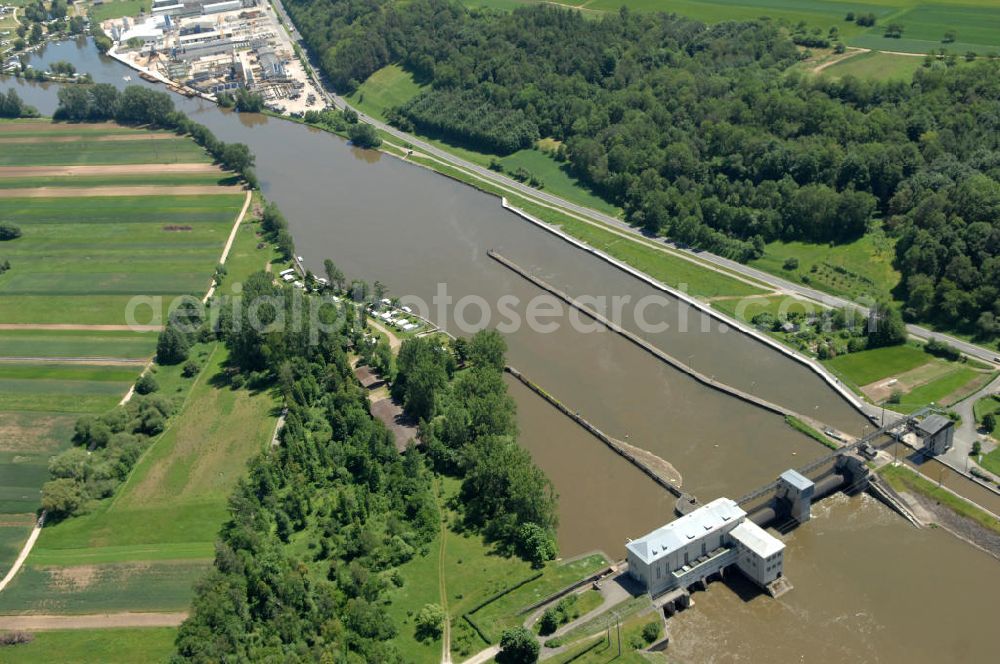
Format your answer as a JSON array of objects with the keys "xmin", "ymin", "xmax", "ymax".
[
  {"xmin": 879, "ymin": 463, "xmax": 1000, "ymax": 535},
  {"xmin": 0, "ymin": 119, "xmax": 258, "ymax": 663}
]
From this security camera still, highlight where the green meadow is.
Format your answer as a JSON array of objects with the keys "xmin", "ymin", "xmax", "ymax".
[
  {"xmin": 0, "ymin": 138, "xmax": 207, "ymax": 166},
  {"xmin": 0, "ymin": 329, "xmax": 157, "ymax": 359},
  {"xmin": 0, "ymin": 627, "xmax": 176, "ymax": 664}
]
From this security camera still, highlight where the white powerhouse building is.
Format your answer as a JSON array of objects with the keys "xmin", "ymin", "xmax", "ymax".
[{"xmin": 626, "ymin": 498, "xmax": 786, "ymax": 597}]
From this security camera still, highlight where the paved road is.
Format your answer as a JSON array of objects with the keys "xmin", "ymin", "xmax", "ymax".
[
  {"xmin": 271, "ymin": 0, "xmax": 1000, "ymax": 369},
  {"xmin": 944, "ymin": 374, "xmax": 1000, "ymax": 468}
]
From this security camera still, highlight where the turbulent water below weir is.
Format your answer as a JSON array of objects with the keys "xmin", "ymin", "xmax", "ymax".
[{"xmin": 9, "ymin": 38, "xmax": 1000, "ymax": 663}]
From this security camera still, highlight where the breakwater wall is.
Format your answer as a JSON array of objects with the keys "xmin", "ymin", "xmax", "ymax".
[
  {"xmin": 498, "ymin": 198, "xmax": 868, "ymax": 418},
  {"xmin": 505, "ymin": 364, "xmax": 683, "ymax": 498},
  {"xmin": 491, "ymin": 250, "xmax": 805, "ymax": 423}
]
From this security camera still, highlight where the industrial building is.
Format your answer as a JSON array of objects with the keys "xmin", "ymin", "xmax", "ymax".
[
  {"xmin": 916, "ymin": 414, "xmax": 954, "ymax": 456},
  {"xmin": 625, "ymin": 497, "xmax": 786, "ymax": 598}
]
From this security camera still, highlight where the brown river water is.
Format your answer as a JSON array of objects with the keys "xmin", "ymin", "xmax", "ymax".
[{"xmin": 8, "ymin": 38, "xmax": 999, "ymax": 663}]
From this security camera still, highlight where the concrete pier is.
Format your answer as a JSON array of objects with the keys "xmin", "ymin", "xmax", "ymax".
[{"xmin": 489, "ymin": 249, "xmax": 827, "ymax": 427}]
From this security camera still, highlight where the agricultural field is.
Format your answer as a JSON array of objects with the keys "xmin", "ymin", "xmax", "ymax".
[
  {"xmin": 0, "ymin": 627, "xmax": 176, "ymax": 664},
  {"xmin": 0, "ymin": 118, "xmax": 246, "ymax": 599}
]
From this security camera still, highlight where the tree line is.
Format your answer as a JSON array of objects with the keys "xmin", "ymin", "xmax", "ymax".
[
  {"xmin": 283, "ymin": 0, "xmax": 1000, "ymax": 343},
  {"xmin": 54, "ymin": 84, "xmax": 258, "ymax": 187}
]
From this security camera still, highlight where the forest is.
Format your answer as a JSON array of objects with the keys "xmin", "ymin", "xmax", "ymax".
[
  {"xmin": 172, "ymin": 275, "xmax": 557, "ymax": 661},
  {"xmin": 283, "ymin": 0, "xmax": 1000, "ymax": 342}
]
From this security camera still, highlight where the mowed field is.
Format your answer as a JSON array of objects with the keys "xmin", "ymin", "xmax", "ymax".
[{"xmin": 0, "ymin": 118, "xmax": 244, "ymax": 597}]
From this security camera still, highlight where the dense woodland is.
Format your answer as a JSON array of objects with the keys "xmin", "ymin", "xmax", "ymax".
[
  {"xmin": 171, "ymin": 275, "xmax": 556, "ymax": 661},
  {"xmin": 284, "ymin": 0, "xmax": 1000, "ymax": 342}
]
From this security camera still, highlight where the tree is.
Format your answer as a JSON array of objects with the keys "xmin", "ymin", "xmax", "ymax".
[
  {"xmin": 415, "ymin": 603, "xmax": 445, "ymax": 641},
  {"xmin": 943, "ymin": 30, "xmax": 957, "ymax": 44},
  {"xmin": 497, "ymin": 627, "xmax": 540, "ymax": 664},
  {"xmin": 971, "ymin": 440, "xmax": 982, "ymax": 456},
  {"xmin": 323, "ymin": 258, "xmax": 345, "ymax": 291},
  {"xmin": 135, "ymin": 373, "xmax": 159, "ymax": 395},
  {"xmin": 983, "ymin": 414, "xmax": 997, "ymax": 434},
  {"xmin": 867, "ymin": 301, "xmax": 906, "ymax": 349},
  {"xmin": 41, "ymin": 478, "xmax": 85, "ymax": 517},
  {"xmin": 373, "ymin": 280, "xmax": 387, "ymax": 302},
  {"xmin": 783, "ymin": 257, "xmax": 799, "ymax": 271},
  {"xmin": 182, "ymin": 360, "xmax": 200, "ymax": 378},
  {"xmin": 517, "ymin": 522, "xmax": 557, "ymax": 568},
  {"xmin": 348, "ymin": 122, "xmax": 381, "ymax": 149},
  {"xmin": 156, "ymin": 324, "xmax": 190, "ymax": 365},
  {"xmin": 468, "ymin": 329, "xmax": 506, "ymax": 371}
]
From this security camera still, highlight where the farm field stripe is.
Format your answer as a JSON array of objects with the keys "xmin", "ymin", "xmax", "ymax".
[
  {"xmin": 0, "ymin": 612, "xmax": 188, "ymax": 629},
  {"xmin": 0, "ymin": 357, "xmax": 148, "ymax": 366},
  {"xmin": 0, "ymin": 163, "xmax": 221, "ymax": 178},
  {"xmin": 0, "ymin": 185, "xmax": 244, "ymax": 199},
  {"xmin": 0, "ymin": 134, "xmax": 180, "ymax": 144},
  {"xmin": 0, "ymin": 324, "xmax": 163, "ymax": 332}
]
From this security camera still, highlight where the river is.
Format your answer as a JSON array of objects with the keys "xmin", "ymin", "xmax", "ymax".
[{"xmin": 6, "ymin": 38, "xmax": 999, "ymax": 663}]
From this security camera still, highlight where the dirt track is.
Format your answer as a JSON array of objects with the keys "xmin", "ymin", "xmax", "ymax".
[
  {"xmin": 0, "ymin": 163, "xmax": 221, "ymax": 178},
  {"xmin": 0, "ymin": 133, "xmax": 179, "ymax": 144},
  {"xmin": 0, "ymin": 185, "xmax": 243, "ymax": 198},
  {"xmin": 0, "ymin": 612, "xmax": 188, "ymax": 630}
]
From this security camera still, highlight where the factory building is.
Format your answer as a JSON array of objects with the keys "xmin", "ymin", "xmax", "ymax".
[
  {"xmin": 625, "ymin": 497, "xmax": 786, "ymax": 597},
  {"xmin": 257, "ymin": 46, "xmax": 284, "ymax": 79}
]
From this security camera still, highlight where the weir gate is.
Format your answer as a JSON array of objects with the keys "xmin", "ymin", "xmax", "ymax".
[{"xmin": 724, "ymin": 405, "xmax": 936, "ymax": 532}]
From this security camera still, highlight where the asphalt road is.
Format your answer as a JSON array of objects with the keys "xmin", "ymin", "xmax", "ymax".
[{"xmin": 272, "ymin": 0, "xmax": 999, "ymax": 368}]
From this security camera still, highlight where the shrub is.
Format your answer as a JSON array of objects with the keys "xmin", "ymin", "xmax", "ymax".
[
  {"xmin": 0, "ymin": 223, "xmax": 22, "ymax": 241},
  {"xmin": 642, "ymin": 620, "xmax": 662, "ymax": 643},
  {"xmin": 783, "ymin": 257, "xmax": 799, "ymax": 270},
  {"xmin": 0, "ymin": 631, "xmax": 34, "ymax": 646},
  {"xmin": 182, "ymin": 360, "xmax": 200, "ymax": 378},
  {"xmin": 135, "ymin": 373, "xmax": 159, "ymax": 395}
]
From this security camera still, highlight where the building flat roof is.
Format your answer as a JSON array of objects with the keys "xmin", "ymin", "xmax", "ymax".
[
  {"xmin": 780, "ymin": 469, "xmax": 814, "ymax": 492},
  {"xmin": 730, "ymin": 520, "xmax": 784, "ymax": 558},
  {"xmin": 626, "ymin": 497, "xmax": 744, "ymax": 565},
  {"xmin": 917, "ymin": 414, "xmax": 952, "ymax": 436}
]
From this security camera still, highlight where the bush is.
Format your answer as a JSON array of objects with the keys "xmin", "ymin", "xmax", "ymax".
[
  {"xmin": 0, "ymin": 631, "xmax": 34, "ymax": 646},
  {"xmin": 642, "ymin": 620, "xmax": 662, "ymax": 643},
  {"xmin": 783, "ymin": 257, "xmax": 799, "ymax": 271},
  {"xmin": 348, "ymin": 122, "xmax": 381, "ymax": 149},
  {"xmin": 415, "ymin": 603, "xmax": 445, "ymax": 641},
  {"xmin": 182, "ymin": 360, "xmax": 200, "ymax": 378},
  {"xmin": 0, "ymin": 223, "xmax": 22, "ymax": 241},
  {"xmin": 924, "ymin": 339, "xmax": 961, "ymax": 361},
  {"xmin": 135, "ymin": 373, "xmax": 159, "ymax": 395}
]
